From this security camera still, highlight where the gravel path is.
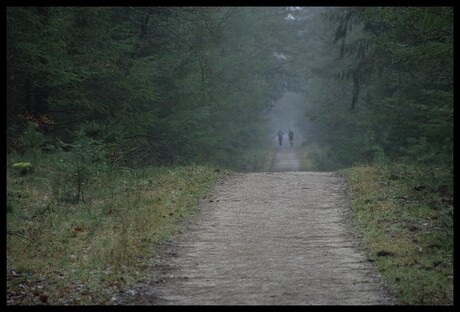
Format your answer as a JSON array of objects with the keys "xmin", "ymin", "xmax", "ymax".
[
  {"xmin": 127, "ymin": 147, "xmax": 393, "ymax": 305},
  {"xmin": 272, "ymin": 145, "xmax": 301, "ymax": 172}
]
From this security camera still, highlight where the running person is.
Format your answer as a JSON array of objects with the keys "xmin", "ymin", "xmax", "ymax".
[
  {"xmin": 277, "ymin": 129, "xmax": 284, "ymax": 146},
  {"xmin": 288, "ymin": 130, "xmax": 294, "ymax": 146}
]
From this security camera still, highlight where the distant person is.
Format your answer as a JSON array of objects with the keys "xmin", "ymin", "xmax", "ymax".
[
  {"xmin": 288, "ymin": 130, "xmax": 294, "ymax": 146},
  {"xmin": 277, "ymin": 129, "xmax": 284, "ymax": 146}
]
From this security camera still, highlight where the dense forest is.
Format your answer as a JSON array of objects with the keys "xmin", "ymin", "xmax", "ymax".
[
  {"xmin": 7, "ymin": 7, "xmax": 288, "ymax": 171},
  {"xmin": 6, "ymin": 7, "xmax": 453, "ymax": 305},
  {"xmin": 7, "ymin": 7, "xmax": 453, "ymax": 171}
]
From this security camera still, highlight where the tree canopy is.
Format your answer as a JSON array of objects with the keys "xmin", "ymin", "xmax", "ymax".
[
  {"xmin": 279, "ymin": 7, "xmax": 453, "ymax": 169},
  {"xmin": 7, "ymin": 7, "xmax": 453, "ymax": 170}
]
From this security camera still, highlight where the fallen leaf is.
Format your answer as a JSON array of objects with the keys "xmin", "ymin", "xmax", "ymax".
[{"xmin": 73, "ymin": 226, "xmax": 84, "ymax": 233}]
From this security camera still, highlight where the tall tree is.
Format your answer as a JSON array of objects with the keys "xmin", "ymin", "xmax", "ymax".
[
  {"xmin": 285, "ymin": 7, "xmax": 453, "ymax": 168},
  {"xmin": 7, "ymin": 7, "xmax": 291, "ymax": 169}
]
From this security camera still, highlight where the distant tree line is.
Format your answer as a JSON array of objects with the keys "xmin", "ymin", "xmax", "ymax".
[{"xmin": 7, "ymin": 7, "xmax": 453, "ymax": 170}]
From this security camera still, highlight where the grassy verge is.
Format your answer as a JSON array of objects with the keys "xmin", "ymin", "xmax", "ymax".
[
  {"xmin": 7, "ymin": 159, "xmax": 228, "ymax": 305},
  {"xmin": 341, "ymin": 162, "xmax": 453, "ymax": 305}
]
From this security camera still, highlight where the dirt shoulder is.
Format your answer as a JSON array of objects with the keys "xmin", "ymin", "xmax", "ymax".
[{"xmin": 125, "ymin": 168, "xmax": 393, "ymax": 305}]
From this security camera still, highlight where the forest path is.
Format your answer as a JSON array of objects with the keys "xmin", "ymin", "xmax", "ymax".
[
  {"xmin": 271, "ymin": 143, "xmax": 301, "ymax": 172},
  {"xmin": 127, "ymin": 148, "xmax": 392, "ymax": 305}
]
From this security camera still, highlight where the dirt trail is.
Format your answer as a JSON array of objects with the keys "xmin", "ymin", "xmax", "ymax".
[
  {"xmin": 126, "ymin": 147, "xmax": 393, "ymax": 305},
  {"xmin": 272, "ymin": 144, "xmax": 301, "ymax": 172}
]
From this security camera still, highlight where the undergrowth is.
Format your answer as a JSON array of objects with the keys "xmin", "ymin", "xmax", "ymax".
[{"xmin": 6, "ymin": 156, "xmax": 227, "ymax": 305}]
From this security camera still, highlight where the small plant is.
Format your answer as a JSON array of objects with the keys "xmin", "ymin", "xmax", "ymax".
[
  {"xmin": 51, "ymin": 127, "xmax": 106, "ymax": 204},
  {"xmin": 12, "ymin": 162, "xmax": 33, "ymax": 175},
  {"xmin": 19, "ymin": 123, "xmax": 44, "ymax": 163}
]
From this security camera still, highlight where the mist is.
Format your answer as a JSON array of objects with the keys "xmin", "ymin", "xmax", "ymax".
[
  {"xmin": 6, "ymin": 7, "xmax": 453, "ymax": 305},
  {"xmin": 266, "ymin": 92, "xmax": 306, "ymax": 148},
  {"xmin": 7, "ymin": 7, "xmax": 453, "ymax": 171}
]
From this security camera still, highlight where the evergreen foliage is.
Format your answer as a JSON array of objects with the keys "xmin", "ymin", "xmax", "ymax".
[
  {"xmin": 284, "ymin": 7, "xmax": 453, "ymax": 169},
  {"xmin": 7, "ymin": 7, "xmax": 453, "ymax": 169},
  {"xmin": 6, "ymin": 7, "xmax": 453, "ymax": 305},
  {"xmin": 7, "ymin": 7, "xmax": 287, "ymax": 170}
]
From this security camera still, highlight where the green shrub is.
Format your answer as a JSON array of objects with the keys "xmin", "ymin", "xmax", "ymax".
[{"xmin": 50, "ymin": 128, "xmax": 106, "ymax": 204}]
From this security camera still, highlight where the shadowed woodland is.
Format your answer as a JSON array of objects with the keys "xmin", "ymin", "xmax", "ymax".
[
  {"xmin": 7, "ymin": 7, "xmax": 452, "ymax": 170},
  {"xmin": 7, "ymin": 7, "xmax": 452, "ymax": 305}
]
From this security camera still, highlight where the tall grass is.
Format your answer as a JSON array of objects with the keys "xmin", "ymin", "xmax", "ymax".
[{"xmin": 7, "ymin": 153, "xmax": 226, "ymax": 305}]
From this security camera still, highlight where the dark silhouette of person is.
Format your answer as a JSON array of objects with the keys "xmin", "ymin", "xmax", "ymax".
[
  {"xmin": 288, "ymin": 130, "xmax": 294, "ymax": 146},
  {"xmin": 277, "ymin": 129, "xmax": 284, "ymax": 146}
]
